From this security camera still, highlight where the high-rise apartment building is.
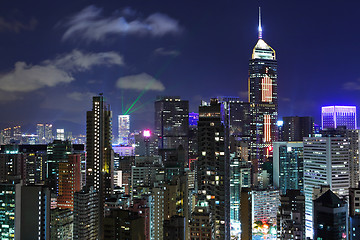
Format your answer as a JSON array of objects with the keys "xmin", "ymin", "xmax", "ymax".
[
  {"xmin": 155, "ymin": 96, "xmax": 189, "ymax": 163},
  {"xmin": 118, "ymin": 115, "xmax": 130, "ymax": 145},
  {"xmin": 57, "ymin": 154, "xmax": 81, "ymax": 210},
  {"xmin": 251, "ymin": 188, "xmax": 280, "ymax": 226},
  {"xmin": 248, "ymin": 9, "xmax": 278, "ymax": 168},
  {"xmin": 197, "ymin": 99, "xmax": 229, "ymax": 240},
  {"xmin": 303, "ymin": 137, "xmax": 350, "ymax": 237},
  {"xmin": 281, "ymin": 116, "xmax": 314, "ymax": 141},
  {"xmin": 0, "ymin": 183, "xmax": 15, "ymax": 239},
  {"xmin": 86, "ymin": 94, "xmax": 113, "ymax": 238},
  {"xmin": 322, "ymin": 106, "xmax": 357, "ymax": 130},
  {"xmin": 273, "ymin": 141, "xmax": 304, "ymax": 194},
  {"xmin": 73, "ymin": 187, "xmax": 98, "ymax": 240}
]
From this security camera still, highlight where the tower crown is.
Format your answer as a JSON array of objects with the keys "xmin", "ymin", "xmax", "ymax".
[{"xmin": 252, "ymin": 8, "xmax": 276, "ymax": 60}]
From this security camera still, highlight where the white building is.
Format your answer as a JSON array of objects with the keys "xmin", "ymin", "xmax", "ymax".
[
  {"xmin": 251, "ymin": 188, "xmax": 280, "ymax": 225},
  {"xmin": 118, "ymin": 115, "xmax": 130, "ymax": 145},
  {"xmin": 303, "ymin": 137, "xmax": 350, "ymax": 238}
]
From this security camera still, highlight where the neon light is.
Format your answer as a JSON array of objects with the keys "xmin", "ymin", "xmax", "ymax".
[
  {"xmin": 264, "ymin": 114, "xmax": 271, "ymax": 142},
  {"xmin": 262, "ymin": 69, "xmax": 272, "ymax": 102},
  {"xmin": 143, "ymin": 130, "xmax": 151, "ymax": 138}
]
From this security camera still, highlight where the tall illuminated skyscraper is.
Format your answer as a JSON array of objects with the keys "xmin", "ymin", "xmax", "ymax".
[
  {"xmin": 321, "ymin": 106, "xmax": 357, "ymax": 130},
  {"xmin": 155, "ymin": 96, "xmax": 189, "ymax": 163},
  {"xmin": 86, "ymin": 94, "xmax": 113, "ymax": 238},
  {"xmin": 248, "ymin": 8, "xmax": 278, "ymax": 168},
  {"xmin": 118, "ymin": 115, "xmax": 130, "ymax": 145}
]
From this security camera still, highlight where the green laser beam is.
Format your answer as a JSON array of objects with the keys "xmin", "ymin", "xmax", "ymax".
[{"xmin": 128, "ymin": 100, "xmax": 153, "ymax": 115}]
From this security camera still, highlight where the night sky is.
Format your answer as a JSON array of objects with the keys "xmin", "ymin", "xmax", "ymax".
[{"xmin": 1, "ymin": 1, "xmax": 359, "ymax": 134}]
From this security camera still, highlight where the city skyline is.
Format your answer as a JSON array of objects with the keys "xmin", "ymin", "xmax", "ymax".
[{"xmin": 1, "ymin": 1, "xmax": 360, "ymax": 134}]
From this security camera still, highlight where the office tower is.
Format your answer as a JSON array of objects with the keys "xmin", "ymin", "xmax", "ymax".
[
  {"xmin": 273, "ymin": 142, "xmax": 304, "ymax": 194},
  {"xmin": 248, "ymin": 9, "xmax": 278, "ymax": 168},
  {"xmin": 189, "ymin": 113, "xmax": 198, "ymax": 170},
  {"xmin": 57, "ymin": 154, "xmax": 81, "ymax": 210},
  {"xmin": 12, "ymin": 126, "xmax": 21, "ymax": 143},
  {"xmin": 118, "ymin": 115, "xmax": 130, "ymax": 145},
  {"xmin": 303, "ymin": 137, "xmax": 350, "ymax": 237},
  {"xmin": 103, "ymin": 209, "xmax": 145, "ymax": 240},
  {"xmin": 15, "ymin": 183, "xmax": 51, "ymax": 240},
  {"xmin": 47, "ymin": 140, "xmax": 72, "ymax": 194},
  {"xmin": 1, "ymin": 128, "xmax": 12, "ymax": 145},
  {"xmin": 134, "ymin": 130, "xmax": 157, "ymax": 157},
  {"xmin": 189, "ymin": 206, "xmax": 212, "ymax": 240},
  {"xmin": 281, "ymin": 116, "xmax": 314, "ymax": 141},
  {"xmin": 86, "ymin": 94, "xmax": 113, "ymax": 238},
  {"xmin": 197, "ymin": 99, "xmax": 229, "ymax": 240},
  {"xmin": 217, "ymin": 97, "xmax": 251, "ymax": 136},
  {"xmin": 322, "ymin": 105, "xmax": 357, "ymax": 129},
  {"xmin": 24, "ymin": 151, "xmax": 47, "ymax": 184},
  {"xmin": 73, "ymin": 187, "xmax": 98, "ymax": 240},
  {"xmin": 155, "ymin": 96, "xmax": 189, "ymax": 163},
  {"xmin": 313, "ymin": 189, "xmax": 348, "ymax": 240},
  {"xmin": 50, "ymin": 208, "xmax": 73, "ymax": 240},
  {"xmin": 37, "ymin": 123, "xmax": 53, "ymax": 144},
  {"xmin": 251, "ymin": 188, "xmax": 280, "ymax": 227},
  {"xmin": 0, "ymin": 183, "xmax": 15, "ymax": 239},
  {"xmin": 230, "ymin": 154, "xmax": 241, "ymax": 225},
  {"xmin": 346, "ymin": 130, "xmax": 360, "ymax": 188},
  {"xmin": 240, "ymin": 188, "xmax": 252, "ymax": 240},
  {"xmin": 56, "ymin": 129, "xmax": 65, "ymax": 141},
  {"xmin": 37, "ymin": 124, "xmax": 45, "ymax": 143},
  {"xmin": 0, "ymin": 153, "xmax": 24, "ymax": 183},
  {"xmin": 277, "ymin": 189, "xmax": 305, "ymax": 240}
]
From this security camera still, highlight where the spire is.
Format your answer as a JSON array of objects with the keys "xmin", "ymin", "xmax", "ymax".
[{"xmin": 258, "ymin": 7, "xmax": 262, "ymax": 39}]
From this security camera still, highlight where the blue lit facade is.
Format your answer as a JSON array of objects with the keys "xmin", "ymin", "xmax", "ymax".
[{"xmin": 322, "ymin": 106, "xmax": 357, "ymax": 130}]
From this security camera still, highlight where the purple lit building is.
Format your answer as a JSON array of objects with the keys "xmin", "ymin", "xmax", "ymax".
[
  {"xmin": 321, "ymin": 106, "xmax": 357, "ymax": 130},
  {"xmin": 189, "ymin": 112, "xmax": 199, "ymax": 127}
]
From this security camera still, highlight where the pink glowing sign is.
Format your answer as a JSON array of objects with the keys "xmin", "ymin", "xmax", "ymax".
[{"xmin": 143, "ymin": 129, "xmax": 151, "ymax": 138}]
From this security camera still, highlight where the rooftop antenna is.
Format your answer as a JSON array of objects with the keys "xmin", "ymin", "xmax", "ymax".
[{"xmin": 258, "ymin": 7, "xmax": 262, "ymax": 39}]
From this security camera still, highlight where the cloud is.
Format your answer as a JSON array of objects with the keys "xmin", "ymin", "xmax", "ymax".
[
  {"xmin": 0, "ymin": 50, "xmax": 123, "ymax": 92},
  {"xmin": 154, "ymin": 48, "xmax": 180, "ymax": 57},
  {"xmin": 67, "ymin": 91, "xmax": 96, "ymax": 101},
  {"xmin": 0, "ymin": 17, "xmax": 37, "ymax": 33},
  {"xmin": 116, "ymin": 73, "xmax": 165, "ymax": 91},
  {"xmin": 343, "ymin": 79, "xmax": 360, "ymax": 90},
  {"xmin": 62, "ymin": 6, "xmax": 182, "ymax": 42},
  {"xmin": 47, "ymin": 49, "xmax": 124, "ymax": 71},
  {"xmin": 0, "ymin": 62, "xmax": 73, "ymax": 92}
]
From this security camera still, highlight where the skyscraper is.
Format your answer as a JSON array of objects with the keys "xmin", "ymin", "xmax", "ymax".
[
  {"xmin": 197, "ymin": 99, "xmax": 229, "ymax": 240},
  {"xmin": 86, "ymin": 94, "xmax": 113, "ymax": 238},
  {"xmin": 281, "ymin": 116, "xmax": 314, "ymax": 141},
  {"xmin": 155, "ymin": 96, "xmax": 189, "ymax": 163},
  {"xmin": 273, "ymin": 141, "xmax": 304, "ymax": 194},
  {"xmin": 248, "ymin": 8, "xmax": 278, "ymax": 168},
  {"xmin": 322, "ymin": 106, "xmax": 357, "ymax": 130},
  {"xmin": 303, "ymin": 136, "xmax": 350, "ymax": 237},
  {"xmin": 118, "ymin": 115, "xmax": 130, "ymax": 145}
]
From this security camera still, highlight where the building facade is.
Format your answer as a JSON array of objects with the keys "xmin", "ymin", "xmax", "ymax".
[{"xmin": 322, "ymin": 106, "xmax": 357, "ymax": 130}]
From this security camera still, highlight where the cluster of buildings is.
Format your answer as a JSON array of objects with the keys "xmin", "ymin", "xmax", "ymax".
[
  {"xmin": 1, "ymin": 10, "xmax": 360, "ymax": 240},
  {"xmin": 0, "ymin": 124, "xmax": 86, "ymax": 145}
]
